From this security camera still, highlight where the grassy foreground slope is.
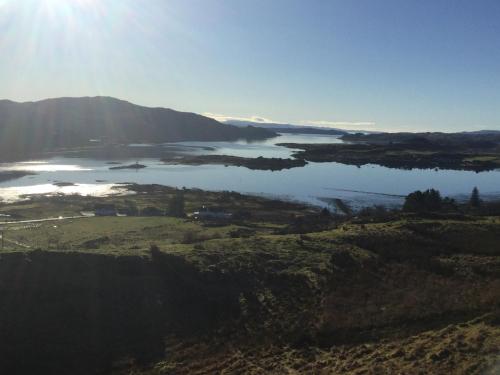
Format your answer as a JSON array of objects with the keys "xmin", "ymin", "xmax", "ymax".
[{"xmin": 0, "ymin": 186, "xmax": 499, "ymax": 374}]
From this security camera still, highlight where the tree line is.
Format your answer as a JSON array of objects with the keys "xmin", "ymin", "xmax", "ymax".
[{"xmin": 403, "ymin": 186, "xmax": 484, "ymax": 213}]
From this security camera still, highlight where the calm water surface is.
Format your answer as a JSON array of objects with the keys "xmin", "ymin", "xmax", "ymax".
[{"xmin": 1, "ymin": 133, "xmax": 499, "ymax": 208}]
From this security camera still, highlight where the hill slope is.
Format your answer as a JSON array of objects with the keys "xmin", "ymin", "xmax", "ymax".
[{"xmin": 0, "ymin": 97, "xmax": 276, "ymax": 160}]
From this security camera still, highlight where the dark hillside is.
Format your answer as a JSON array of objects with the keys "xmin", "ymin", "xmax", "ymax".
[
  {"xmin": 0, "ymin": 250, "xmax": 242, "ymax": 374},
  {"xmin": 0, "ymin": 97, "xmax": 276, "ymax": 160}
]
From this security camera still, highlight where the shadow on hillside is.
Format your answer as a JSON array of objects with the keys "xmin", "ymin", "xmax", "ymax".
[{"xmin": 0, "ymin": 250, "xmax": 241, "ymax": 374}]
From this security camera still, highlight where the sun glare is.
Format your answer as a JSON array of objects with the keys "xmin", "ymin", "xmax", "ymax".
[
  {"xmin": 42, "ymin": 0, "xmax": 96, "ymax": 7},
  {"xmin": 39, "ymin": 0, "xmax": 100, "ymax": 18}
]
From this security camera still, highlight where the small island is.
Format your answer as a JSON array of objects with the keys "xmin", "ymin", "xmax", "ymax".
[
  {"xmin": 109, "ymin": 163, "xmax": 147, "ymax": 170},
  {"xmin": 53, "ymin": 182, "xmax": 77, "ymax": 187},
  {"xmin": 161, "ymin": 154, "xmax": 307, "ymax": 171}
]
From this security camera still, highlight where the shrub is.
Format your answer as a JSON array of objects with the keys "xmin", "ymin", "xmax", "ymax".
[
  {"xmin": 149, "ymin": 243, "xmax": 162, "ymax": 260},
  {"xmin": 469, "ymin": 186, "xmax": 481, "ymax": 209},
  {"xmin": 182, "ymin": 230, "xmax": 196, "ymax": 244},
  {"xmin": 403, "ymin": 189, "xmax": 443, "ymax": 213}
]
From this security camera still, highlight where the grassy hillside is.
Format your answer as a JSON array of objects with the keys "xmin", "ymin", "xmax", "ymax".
[{"xmin": 0, "ymin": 187, "xmax": 498, "ymax": 374}]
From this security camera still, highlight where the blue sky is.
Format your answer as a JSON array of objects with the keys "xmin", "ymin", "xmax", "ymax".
[{"xmin": 0, "ymin": 0, "xmax": 499, "ymax": 131}]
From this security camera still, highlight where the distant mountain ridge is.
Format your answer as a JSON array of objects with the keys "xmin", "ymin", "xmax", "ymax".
[
  {"xmin": 225, "ymin": 119, "xmax": 348, "ymax": 135},
  {"xmin": 0, "ymin": 97, "xmax": 276, "ymax": 160}
]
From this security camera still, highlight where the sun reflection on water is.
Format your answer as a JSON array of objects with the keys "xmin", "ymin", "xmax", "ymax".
[
  {"xmin": 0, "ymin": 183, "xmax": 130, "ymax": 203},
  {"xmin": 0, "ymin": 162, "xmax": 92, "ymax": 172}
]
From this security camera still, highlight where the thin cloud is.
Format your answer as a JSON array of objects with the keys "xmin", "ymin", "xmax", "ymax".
[
  {"xmin": 300, "ymin": 120, "xmax": 377, "ymax": 130},
  {"xmin": 203, "ymin": 112, "xmax": 378, "ymax": 131},
  {"xmin": 203, "ymin": 113, "xmax": 277, "ymax": 124}
]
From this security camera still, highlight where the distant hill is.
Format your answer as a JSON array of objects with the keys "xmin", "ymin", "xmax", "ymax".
[
  {"xmin": 225, "ymin": 119, "xmax": 347, "ymax": 135},
  {"xmin": 341, "ymin": 131, "xmax": 500, "ymax": 148},
  {"xmin": 0, "ymin": 97, "xmax": 276, "ymax": 160}
]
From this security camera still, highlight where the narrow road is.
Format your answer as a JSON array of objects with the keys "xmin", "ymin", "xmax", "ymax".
[
  {"xmin": 0, "ymin": 215, "xmax": 91, "ymax": 226},
  {"xmin": 0, "ymin": 215, "xmax": 94, "ymax": 250},
  {"xmin": 3, "ymin": 237, "xmax": 31, "ymax": 249}
]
